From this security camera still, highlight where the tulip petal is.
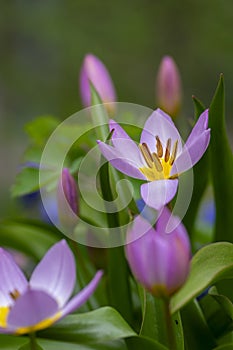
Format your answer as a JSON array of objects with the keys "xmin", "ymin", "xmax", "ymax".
[
  {"xmin": 80, "ymin": 54, "xmax": 116, "ymax": 107},
  {"xmin": 97, "ymin": 140, "xmax": 146, "ymax": 179},
  {"xmin": 7, "ymin": 290, "xmax": 58, "ymax": 331},
  {"xmin": 171, "ymin": 129, "xmax": 210, "ymax": 175},
  {"xmin": 140, "ymin": 109, "xmax": 182, "ymax": 155},
  {"xmin": 0, "ymin": 248, "xmax": 28, "ymax": 307},
  {"xmin": 185, "ymin": 109, "xmax": 209, "ymax": 148},
  {"xmin": 30, "ymin": 240, "xmax": 75, "ymax": 308},
  {"xmin": 141, "ymin": 179, "xmax": 178, "ymax": 210},
  {"xmin": 61, "ymin": 270, "xmax": 103, "ymax": 318}
]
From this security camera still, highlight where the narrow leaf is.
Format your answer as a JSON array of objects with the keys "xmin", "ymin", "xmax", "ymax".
[
  {"xmin": 171, "ymin": 242, "xmax": 233, "ymax": 314},
  {"xmin": 39, "ymin": 307, "xmax": 136, "ymax": 343},
  {"xmin": 209, "ymin": 74, "xmax": 233, "ymax": 242}
]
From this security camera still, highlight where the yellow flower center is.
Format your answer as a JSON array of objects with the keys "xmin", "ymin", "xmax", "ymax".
[
  {"xmin": 0, "ymin": 307, "xmax": 10, "ymax": 328},
  {"xmin": 139, "ymin": 136, "xmax": 178, "ymax": 181}
]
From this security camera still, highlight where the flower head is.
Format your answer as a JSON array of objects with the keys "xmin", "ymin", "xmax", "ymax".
[
  {"xmin": 98, "ymin": 108, "xmax": 210, "ymax": 209},
  {"xmin": 156, "ymin": 56, "xmax": 182, "ymax": 118},
  {"xmin": 0, "ymin": 240, "xmax": 103, "ymax": 334},
  {"xmin": 79, "ymin": 53, "xmax": 116, "ymax": 108},
  {"xmin": 125, "ymin": 207, "xmax": 191, "ymax": 298}
]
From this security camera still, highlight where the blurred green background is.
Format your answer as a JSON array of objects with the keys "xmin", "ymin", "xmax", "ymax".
[{"xmin": 0, "ymin": 0, "xmax": 233, "ymax": 215}]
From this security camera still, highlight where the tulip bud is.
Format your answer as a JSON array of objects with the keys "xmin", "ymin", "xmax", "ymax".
[
  {"xmin": 57, "ymin": 168, "xmax": 78, "ymax": 229},
  {"xmin": 126, "ymin": 207, "xmax": 190, "ymax": 298},
  {"xmin": 79, "ymin": 54, "xmax": 116, "ymax": 108},
  {"xmin": 156, "ymin": 56, "xmax": 182, "ymax": 118}
]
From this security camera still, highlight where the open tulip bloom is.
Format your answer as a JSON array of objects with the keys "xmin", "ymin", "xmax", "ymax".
[
  {"xmin": 0, "ymin": 240, "xmax": 103, "ymax": 335},
  {"xmin": 98, "ymin": 108, "xmax": 210, "ymax": 210},
  {"xmin": 126, "ymin": 207, "xmax": 191, "ymax": 298}
]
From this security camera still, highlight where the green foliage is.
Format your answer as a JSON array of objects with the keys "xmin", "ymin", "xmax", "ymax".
[{"xmin": 171, "ymin": 242, "xmax": 233, "ymax": 314}]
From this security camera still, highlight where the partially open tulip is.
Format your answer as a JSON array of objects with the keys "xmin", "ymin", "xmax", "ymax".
[
  {"xmin": 125, "ymin": 207, "xmax": 191, "ymax": 298},
  {"xmin": 79, "ymin": 53, "xmax": 116, "ymax": 107},
  {"xmin": 156, "ymin": 56, "xmax": 182, "ymax": 118},
  {"xmin": 0, "ymin": 240, "xmax": 103, "ymax": 334},
  {"xmin": 57, "ymin": 168, "xmax": 78, "ymax": 229}
]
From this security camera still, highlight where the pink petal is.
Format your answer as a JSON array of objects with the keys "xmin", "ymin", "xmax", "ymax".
[
  {"xmin": 171, "ymin": 129, "xmax": 210, "ymax": 175},
  {"xmin": 0, "ymin": 248, "xmax": 28, "ymax": 307},
  {"xmin": 97, "ymin": 140, "xmax": 146, "ymax": 179},
  {"xmin": 61, "ymin": 270, "xmax": 103, "ymax": 318},
  {"xmin": 140, "ymin": 179, "xmax": 178, "ymax": 210},
  {"xmin": 185, "ymin": 109, "xmax": 209, "ymax": 148},
  {"xmin": 140, "ymin": 109, "xmax": 182, "ymax": 156},
  {"xmin": 30, "ymin": 240, "xmax": 75, "ymax": 308},
  {"xmin": 7, "ymin": 290, "xmax": 58, "ymax": 331}
]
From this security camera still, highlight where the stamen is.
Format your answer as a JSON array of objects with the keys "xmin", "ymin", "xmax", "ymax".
[
  {"xmin": 152, "ymin": 152, "xmax": 163, "ymax": 172},
  {"xmin": 169, "ymin": 140, "xmax": 178, "ymax": 165},
  {"xmin": 164, "ymin": 138, "xmax": 171, "ymax": 162},
  {"xmin": 155, "ymin": 136, "xmax": 163, "ymax": 158},
  {"xmin": 139, "ymin": 143, "xmax": 153, "ymax": 168},
  {"xmin": 9, "ymin": 289, "xmax": 20, "ymax": 301}
]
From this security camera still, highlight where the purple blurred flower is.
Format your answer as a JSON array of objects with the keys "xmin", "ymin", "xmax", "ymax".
[
  {"xmin": 126, "ymin": 207, "xmax": 191, "ymax": 298},
  {"xmin": 57, "ymin": 168, "xmax": 79, "ymax": 229},
  {"xmin": 79, "ymin": 53, "xmax": 116, "ymax": 108},
  {"xmin": 98, "ymin": 108, "xmax": 210, "ymax": 210},
  {"xmin": 156, "ymin": 56, "xmax": 182, "ymax": 118},
  {"xmin": 0, "ymin": 240, "xmax": 103, "ymax": 334}
]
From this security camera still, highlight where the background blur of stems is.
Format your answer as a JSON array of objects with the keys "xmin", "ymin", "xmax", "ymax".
[{"xmin": 0, "ymin": 0, "xmax": 233, "ymax": 216}]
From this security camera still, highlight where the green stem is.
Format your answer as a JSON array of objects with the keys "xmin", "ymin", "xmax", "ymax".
[
  {"xmin": 163, "ymin": 299, "xmax": 177, "ymax": 350},
  {"xmin": 29, "ymin": 332, "xmax": 37, "ymax": 350}
]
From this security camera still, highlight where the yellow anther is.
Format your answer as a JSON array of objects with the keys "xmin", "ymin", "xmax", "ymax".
[
  {"xmin": 152, "ymin": 152, "xmax": 163, "ymax": 172},
  {"xmin": 139, "ymin": 143, "xmax": 154, "ymax": 168},
  {"xmin": 9, "ymin": 289, "xmax": 20, "ymax": 301},
  {"xmin": 169, "ymin": 140, "xmax": 178, "ymax": 165},
  {"xmin": 155, "ymin": 136, "xmax": 163, "ymax": 157},
  {"xmin": 164, "ymin": 138, "xmax": 171, "ymax": 162}
]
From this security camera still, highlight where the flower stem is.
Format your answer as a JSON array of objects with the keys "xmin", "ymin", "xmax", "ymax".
[
  {"xmin": 29, "ymin": 332, "xmax": 37, "ymax": 350},
  {"xmin": 163, "ymin": 299, "xmax": 177, "ymax": 350}
]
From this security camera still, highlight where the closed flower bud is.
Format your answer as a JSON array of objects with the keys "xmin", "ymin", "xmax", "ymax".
[
  {"xmin": 57, "ymin": 168, "xmax": 78, "ymax": 229},
  {"xmin": 156, "ymin": 56, "xmax": 182, "ymax": 118},
  {"xmin": 126, "ymin": 207, "xmax": 190, "ymax": 298},
  {"xmin": 79, "ymin": 54, "xmax": 116, "ymax": 108}
]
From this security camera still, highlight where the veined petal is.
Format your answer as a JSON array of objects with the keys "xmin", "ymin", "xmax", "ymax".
[
  {"xmin": 171, "ymin": 129, "xmax": 210, "ymax": 175},
  {"xmin": 61, "ymin": 270, "xmax": 103, "ymax": 318},
  {"xmin": 97, "ymin": 140, "xmax": 145, "ymax": 179},
  {"xmin": 140, "ymin": 109, "xmax": 182, "ymax": 155},
  {"xmin": 141, "ymin": 179, "xmax": 178, "ymax": 210},
  {"xmin": 0, "ymin": 248, "xmax": 28, "ymax": 307},
  {"xmin": 30, "ymin": 240, "xmax": 75, "ymax": 308},
  {"xmin": 185, "ymin": 109, "xmax": 209, "ymax": 148},
  {"xmin": 7, "ymin": 290, "xmax": 59, "ymax": 333}
]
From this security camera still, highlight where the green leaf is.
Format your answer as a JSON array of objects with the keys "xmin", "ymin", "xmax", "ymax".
[
  {"xmin": 0, "ymin": 219, "xmax": 59, "ymax": 260},
  {"xmin": 126, "ymin": 335, "xmax": 168, "ymax": 350},
  {"xmin": 171, "ymin": 242, "xmax": 233, "ymax": 314},
  {"xmin": 192, "ymin": 95, "xmax": 206, "ymax": 120},
  {"xmin": 39, "ymin": 307, "xmax": 136, "ymax": 343},
  {"xmin": 38, "ymin": 339, "xmax": 127, "ymax": 350},
  {"xmin": 209, "ymin": 74, "xmax": 233, "ymax": 242},
  {"xmin": 213, "ymin": 344, "xmax": 233, "ymax": 350},
  {"xmin": 19, "ymin": 342, "xmax": 44, "ymax": 350},
  {"xmin": 11, "ymin": 167, "xmax": 39, "ymax": 197},
  {"xmin": 25, "ymin": 115, "xmax": 59, "ymax": 146},
  {"xmin": 0, "ymin": 335, "xmax": 28, "ymax": 350},
  {"xmin": 90, "ymin": 83, "xmax": 109, "ymax": 141},
  {"xmin": 180, "ymin": 300, "xmax": 216, "ymax": 350},
  {"xmin": 199, "ymin": 287, "xmax": 233, "ymax": 338},
  {"xmin": 139, "ymin": 288, "xmax": 183, "ymax": 349},
  {"xmin": 98, "ymin": 135, "xmax": 133, "ymax": 324}
]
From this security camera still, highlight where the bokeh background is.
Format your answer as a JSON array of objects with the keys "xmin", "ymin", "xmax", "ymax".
[{"xmin": 1, "ymin": 0, "xmax": 233, "ymax": 216}]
